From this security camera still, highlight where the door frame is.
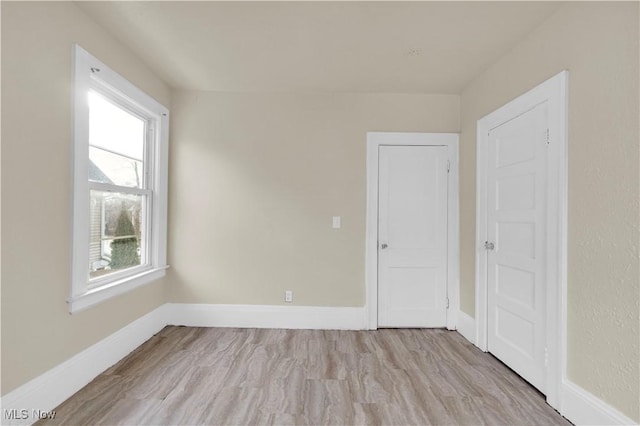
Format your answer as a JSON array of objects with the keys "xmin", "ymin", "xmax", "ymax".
[
  {"xmin": 475, "ymin": 70, "xmax": 568, "ymax": 410},
  {"xmin": 365, "ymin": 132, "xmax": 459, "ymax": 330}
]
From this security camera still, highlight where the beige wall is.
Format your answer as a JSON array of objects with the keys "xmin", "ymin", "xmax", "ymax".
[
  {"xmin": 166, "ymin": 91, "xmax": 459, "ymax": 306},
  {"xmin": 1, "ymin": 2, "xmax": 170, "ymax": 395},
  {"xmin": 459, "ymin": 2, "xmax": 639, "ymax": 421},
  {"xmin": 3, "ymin": 1, "xmax": 638, "ymax": 422}
]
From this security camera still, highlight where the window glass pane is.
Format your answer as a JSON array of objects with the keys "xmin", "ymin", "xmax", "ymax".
[
  {"xmin": 89, "ymin": 190, "xmax": 145, "ymax": 279},
  {"xmin": 89, "ymin": 146, "xmax": 144, "ymax": 188},
  {"xmin": 89, "ymin": 89, "xmax": 145, "ymax": 162}
]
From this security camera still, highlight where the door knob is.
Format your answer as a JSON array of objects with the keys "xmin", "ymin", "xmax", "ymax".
[
  {"xmin": 484, "ymin": 241, "xmax": 495, "ymax": 250},
  {"xmin": 380, "ymin": 243, "xmax": 388, "ymax": 249}
]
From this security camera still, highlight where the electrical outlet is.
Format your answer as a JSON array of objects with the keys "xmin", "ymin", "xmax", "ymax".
[{"xmin": 285, "ymin": 290, "xmax": 293, "ymax": 303}]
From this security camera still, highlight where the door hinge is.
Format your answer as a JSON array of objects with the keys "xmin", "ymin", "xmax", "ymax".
[
  {"xmin": 546, "ymin": 128, "xmax": 550, "ymax": 145},
  {"xmin": 544, "ymin": 347, "xmax": 549, "ymax": 366},
  {"xmin": 447, "ymin": 160, "xmax": 450, "ymax": 173},
  {"xmin": 446, "ymin": 298, "xmax": 450, "ymax": 309}
]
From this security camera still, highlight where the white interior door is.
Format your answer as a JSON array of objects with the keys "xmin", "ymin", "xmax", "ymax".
[
  {"xmin": 378, "ymin": 145, "xmax": 448, "ymax": 328},
  {"xmin": 486, "ymin": 102, "xmax": 548, "ymax": 392}
]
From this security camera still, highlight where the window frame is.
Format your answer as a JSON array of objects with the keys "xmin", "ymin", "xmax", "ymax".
[{"xmin": 70, "ymin": 44, "xmax": 169, "ymax": 313}]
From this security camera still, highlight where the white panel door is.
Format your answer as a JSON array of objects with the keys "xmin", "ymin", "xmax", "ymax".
[
  {"xmin": 378, "ymin": 145, "xmax": 448, "ymax": 328},
  {"xmin": 486, "ymin": 102, "xmax": 548, "ymax": 392}
]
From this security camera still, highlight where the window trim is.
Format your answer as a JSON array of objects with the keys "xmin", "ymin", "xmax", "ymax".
[{"xmin": 70, "ymin": 44, "xmax": 169, "ymax": 313}]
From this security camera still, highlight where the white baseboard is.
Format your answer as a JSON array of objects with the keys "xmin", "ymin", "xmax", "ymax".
[
  {"xmin": 562, "ymin": 380, "xmax": 638, "ymax": 425},
  {"xmin": 454, "ymin": 310, "xmax": 637, "ymax": 425},
  {"xmin": 3, "ymin": 302, "xmax": 637, "ymax": 426},
  {"xmin": 0, "ymin": 302, "xmax": 366, "ymax": 425},
  {"xmin": 456, "ymin": 310, "xmax": 476, "ymax": 345},
  {"xmin": 166, "ymin": 303, "xmax": 368, "ymax": 330},
  {"xmin": 0, "ymin": 305, "xmax": 168, "ymax": 426}
]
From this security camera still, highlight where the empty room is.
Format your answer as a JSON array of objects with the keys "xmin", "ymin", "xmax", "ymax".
[{"xmin": 1, "ymin": 1, "xmax": 638, "ymax": 425}]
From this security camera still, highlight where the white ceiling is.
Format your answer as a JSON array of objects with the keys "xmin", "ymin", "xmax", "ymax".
[{"xmin": 77, "ymin": 1, "xmax": 562, "ymax": 94}]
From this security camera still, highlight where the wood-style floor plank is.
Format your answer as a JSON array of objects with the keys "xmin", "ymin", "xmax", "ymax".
[{"xmin": 39, "ymin": 327, "xmax": 571, "ymax": 425}]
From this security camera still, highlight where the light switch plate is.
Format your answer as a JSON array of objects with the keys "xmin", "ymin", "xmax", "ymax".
[{"xmin": 332, "ymin": 216, "xmax": 341, "ymax": 229}]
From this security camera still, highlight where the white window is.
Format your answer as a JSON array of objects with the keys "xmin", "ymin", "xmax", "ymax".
[{"xmin": 70, "ymin": 45, "xmax": 169, "ymax": 313}]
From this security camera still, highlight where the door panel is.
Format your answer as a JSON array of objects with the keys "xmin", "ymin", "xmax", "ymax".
[
  {"xmin": 378, "ymin": 145, "xmax": 448, "ymax": 328},
  {"xmin": 496, "ymin": 265, "xmax": 535, "ymax": 308},
  {"xmin": 487, "ymin": 102, "xmax": 547, "ymax": 392},
  {"xmin": 497, "ymin": 222, "xmax": 535, "ymax": 258}
]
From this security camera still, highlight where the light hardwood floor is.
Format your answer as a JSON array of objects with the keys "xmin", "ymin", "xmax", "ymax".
[{"xmin": 40, "ymin": 327, "xmax": 571, "ymax": 425}]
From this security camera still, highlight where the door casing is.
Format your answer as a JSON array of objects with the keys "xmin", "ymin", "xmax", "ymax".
[
  {"xmin": 475, "ymin": 70, "xmax": 568, "ymax": 411},
  {"xmin": 365, "ymin": 132, "xmax": 459, "ymax": 331}
]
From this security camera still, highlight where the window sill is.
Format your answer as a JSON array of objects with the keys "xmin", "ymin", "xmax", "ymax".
[{"xmin": 68, "ymin": 265, "xmax": 169, "ymax": 314}]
